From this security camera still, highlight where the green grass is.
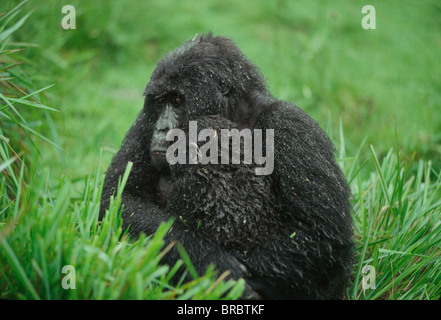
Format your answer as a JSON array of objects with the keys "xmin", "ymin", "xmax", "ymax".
[
  {"xmin": 344, "ymin": 144, "xmax": 441, "ymax": 299},
  {"xmin": 0, "ymin": 154, "xmax": 245, "ymax": 299},
  {"xmin": 1, "ymin": 0, "xmax": 441, "ymax": 300}
]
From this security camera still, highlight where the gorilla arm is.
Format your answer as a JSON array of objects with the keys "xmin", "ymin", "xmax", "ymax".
[
  {"xmin": 99, "ymin": 109, "xmax": 252, "ymax": 285},
  {"xmin": 238, "ymin": 101, "xmax": 354, "ymax": 299}
]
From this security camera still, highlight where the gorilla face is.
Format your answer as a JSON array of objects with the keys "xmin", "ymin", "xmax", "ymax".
[
  {"xmin": 145, "ymin": 35, "xmax": 270, "ymax": 171},
  {"xmin": 148, "ymin": 91, "xmax": 184, "ymax": 170},
  {"xmin": 145, "ymin": 40, "xmax": 228, "ymax": 170}
]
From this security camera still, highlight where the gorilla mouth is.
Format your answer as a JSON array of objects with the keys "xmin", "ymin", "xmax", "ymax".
[
  {"xmin": 151, "ymin": 147, "xmax": 168, "ymax": 161},
  {"xmin": 151, "ymin": 145, "xmax": 168, "ymax": 155},
  {"xmin": 152, "ymin": 150, "xmax": 166, "ymax": 155},
  {"xmin": 150, "ymin": 148, "xmax": 169, "ymax": 171}
]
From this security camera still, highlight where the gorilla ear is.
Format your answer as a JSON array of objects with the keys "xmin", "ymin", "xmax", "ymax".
[{"xmin": 219, "ymin": 81, "xmax": 231, "ymax": 96}]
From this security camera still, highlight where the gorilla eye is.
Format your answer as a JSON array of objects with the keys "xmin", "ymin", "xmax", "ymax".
[
  {"xmin": 171, "ymin": 96, "xmax": 182, "ymax": 106},
  {"xmin": 155, "ymin": 97, "xmax": 166, "ymax": 105}
]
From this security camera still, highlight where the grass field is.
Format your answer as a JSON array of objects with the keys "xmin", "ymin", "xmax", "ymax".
[{"xmin": 1, "ymin": 0, "xmax": 440, "ymax": 299}]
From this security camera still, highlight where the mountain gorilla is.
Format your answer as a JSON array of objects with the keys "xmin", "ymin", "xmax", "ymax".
[{"xmin": 99, "ymin": 33, "xmax": 354, "ymax": 299}]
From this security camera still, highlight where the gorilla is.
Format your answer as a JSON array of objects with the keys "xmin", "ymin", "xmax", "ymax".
[{"xmin": 100, "ymin": 33, "xmax": 354, "ymax": 299}]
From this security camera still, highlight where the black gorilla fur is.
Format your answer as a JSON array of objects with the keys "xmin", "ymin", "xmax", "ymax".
[
  {"xmin": 100, "ymin": 33, "xmax": 354, "ymax": 299},
  {"xmin": 166, "ymin": 115, "xmax": 282, "ymax": 252}
]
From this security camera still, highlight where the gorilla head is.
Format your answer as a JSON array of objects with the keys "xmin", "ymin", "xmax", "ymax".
[{"xmin": 145, "ymin": 34, "xmax": 271, "ymax": 171}]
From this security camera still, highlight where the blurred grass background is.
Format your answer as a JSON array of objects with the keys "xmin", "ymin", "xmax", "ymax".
[
  {"xmin": 1, "ymin": 0, "xmax": 441, "ymax": 299},
  {"xmin": 3, "ymin": 0, "xmax": 441, "ymax": 182}
]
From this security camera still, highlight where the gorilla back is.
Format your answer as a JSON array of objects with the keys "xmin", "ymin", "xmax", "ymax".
[{"xmin": 100, "ymin": 33, "xmax": 354, "ymax": 299}]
